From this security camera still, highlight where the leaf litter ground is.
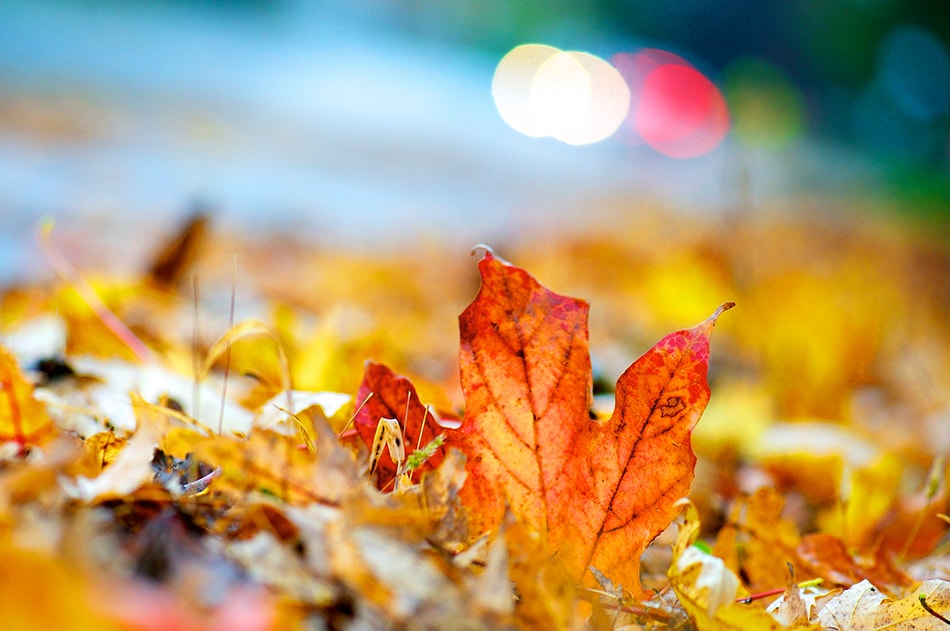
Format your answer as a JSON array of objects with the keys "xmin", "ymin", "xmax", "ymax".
[{"xmin": 1, "ymin": 207, "xmax": 949, "ymax": 630}]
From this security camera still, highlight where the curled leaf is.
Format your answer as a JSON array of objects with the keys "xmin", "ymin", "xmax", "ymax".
[{"xmin": 369, "ymin": 418, "xmax": 405, "ymax": 478}]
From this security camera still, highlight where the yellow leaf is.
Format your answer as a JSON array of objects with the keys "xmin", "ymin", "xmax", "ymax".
[
  {"xmin": 714, "ymin": 487, "xmax": 801, "ymax": 594},
  {"xmin": 739, "ymin": 264, "xmax": 900, "ymax": 419},
  {"xmin": 841, "ymin": 452, "xmax": 903, "ymax": 550},
  {"xmin": 670, "ymin": 500, "xmax": 786, "ymax": 631},
  {"xmin": 0, "ymin": 344, "xmax": 55, "ymax": 449},
  {"xmin": 67, "ymin": 395, "xmax": 164, "ymax": 502}
]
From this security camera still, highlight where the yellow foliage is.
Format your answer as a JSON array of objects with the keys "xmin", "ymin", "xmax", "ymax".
[
  {"xmin": 695, "ymin": 377, "xmax": 774, "ymax": 456},
  {"xmin": 715, "ymin": 488, "xmax": 802, "ymax": 594},
  {"xmin": 739, "ymin": 263, "xmax": 901, "ymax": 419},
  {"xmin": 0, "ymin": 541, "xmax": 122, "ymax": 631},
  {"xmin": 839, "ymin": 453, "xmax": 904, "ymax": 550}
]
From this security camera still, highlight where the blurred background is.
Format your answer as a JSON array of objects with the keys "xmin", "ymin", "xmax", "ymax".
[
  {"xmin": 2, "ymin": 0, "xmax": 948, "ymax": 284},
  {"xmin": 2, "ymin": 1, "xmax": 950, "ymax": 557}
]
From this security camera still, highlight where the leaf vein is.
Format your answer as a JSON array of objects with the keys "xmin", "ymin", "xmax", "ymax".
[
  {"xmin": 583, "ymin": 352, "xmax": 688, "ymax": 570},
  {"xmin": 501, "ymin": 271, "xmax": 548, "ymax": 520}
]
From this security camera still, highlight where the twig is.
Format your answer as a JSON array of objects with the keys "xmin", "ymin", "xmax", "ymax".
[
  {"xmin": 736, "ymin": 578, "xmax": 823, "ymax": 604},
  {"xmin": 919, "ymin": 593, "xmax": 950, "ymax": 625}
]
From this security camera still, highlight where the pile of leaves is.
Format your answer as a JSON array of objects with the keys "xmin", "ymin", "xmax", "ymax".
[{"xmin": 1, "ymin": 209, "xmax": 949, "ymax": 629}]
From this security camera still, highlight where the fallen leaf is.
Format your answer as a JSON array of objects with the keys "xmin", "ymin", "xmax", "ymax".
[
  {"xmin": 198, "ymin": 318, "xmax": 291, "ymax": 400},
  {"xmin": 669, "ymin": 500, "xmax": 786, "ymax": 630},
  {"xmin": 753, "ymin": 420, "xmax": 877, "ymax": 505},
  {"xmin": 472, "ymin": 519, "xmax": 516, "ymax": 618},
  {"xmin": 399, "ymin": 446, "xmax": 470, "ymax": 548},
  {"xmin": 0, "ymin": 344, "xmax": 56, "ymax": 449},
  {"xmin": 839, "ymin": 452, "xmax": 903, "ymax": 551},
  {"xmin": 458, "ymin": 248, "xmax": 733, "ymax": 596},
  {"xmin": 816, "ymin": 578, "xmax": 950, "ymax": 629},
  {"xmin": 0, "ymin": 434, "xmax": 79, "ymax": 513},
  {"xmin": 797, "ymin": 532, "xmax": 912, "ymax": 592},
  {"xmin": 675, "ymin": 546, "xmax": 741, "ymax": 619},
  {"xmin": 144, "ymin": 212, "xmax": 208, "ymax": 293},
  {"xmin": 875, "ymin": 457, "xmax": 950, "ymax": 560},
  {"xmin": 714, "ymin": 487, "xmax": 802, "ymax": 593},
  {"xmin": 327, "ymin": 496, "xmax": 511, "ymax": 629},
  {"xmin": 66, "ymin": 355, "xmax": 253, "ymax": 434},
  {"xmin": 226, "ymin": 530, "xmax": 337, "ymax": 607},
  {"xmin": 67, "ymin": 395, "xmax": 163, "ymax": 502},
  {"xmin": 71, "ymin": 431, "xmax": 127, "ymax": 478},
  {"xmin": 767, "ymin": 583, "xmax": 823, "ymax": 631},
  {"xmin": 174, "ymin": 411, "xmax": 359, "ymax": 508},
  {"xmin": 770, "ymin": 565, "xmax": 811, "ymax": 628},
  {"xmin": 353, "ymin": 361, "xmax": 447, "ymax": 488}
]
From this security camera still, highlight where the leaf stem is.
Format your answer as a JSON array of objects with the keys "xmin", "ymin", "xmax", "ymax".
[
  {"xmin": 919, "ymin": 593, "xmax": 950, "ymax": 625},
  {"xmin": 712, "ymin": 302, "xmax": 736, "ymax": 321},
  {"xmin": 736, "ymin": 587, "xmax": 784, "ymax": 604},
  {"xmin": 736, "ymin": 578, "xmax": 823, "ymax": 604}
]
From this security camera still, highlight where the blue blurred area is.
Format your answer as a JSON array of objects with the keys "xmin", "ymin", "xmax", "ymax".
[{"xmin": 0, "ymin": 0, "xmax": 948, "ymax": 282}]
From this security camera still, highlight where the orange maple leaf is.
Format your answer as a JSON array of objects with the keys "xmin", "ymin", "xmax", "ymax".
[{"xmin": 457, "ymin": 249, "xmax": 732, "ymax": 597}]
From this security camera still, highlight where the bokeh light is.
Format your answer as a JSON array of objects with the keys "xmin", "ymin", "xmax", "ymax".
[
  {"xmin": 852, "ymin": 25, "xmax": 950, "ymax": 162},
  {"xmin": 612, "ymin": 49, "xmax": 730, "ymax": 158},
  {"xmin": 492, "ymin": 44, "xmax": 630, "ymax": 145},
  {"xmin": 552, "ymin": 51, "xmax": 631, "ymax": 145},
  {"xmin": 636, "ymin": 63, "xmax": 729, "ymax": 158},
  {"xmin": 529, "ymin": 51, "xmax": 592, "ymax": 140},
  {"xmin": 492, "ymin": 44, "xmax": 561, "ymax": 138},
  {"xmin": 723, "ymin": 57, "xmax": 806, "ymax": 149},
  {"xmin": 879, "ymin": 26, "xmax": 950, "ymax": 122}
]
